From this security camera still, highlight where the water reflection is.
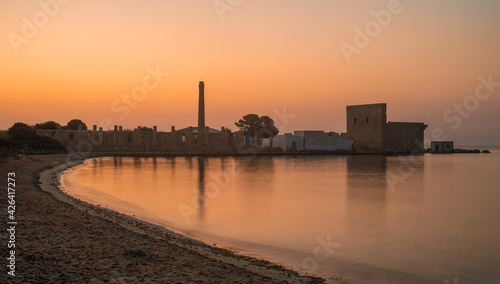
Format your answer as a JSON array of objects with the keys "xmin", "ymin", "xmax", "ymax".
[
  {"xmin": 92, "ymin": 158, "xmax": 97, "ymax": 175},
  {"xmin": 186, "ymin": 156, "xmax": 193, "ymax": 169},
  {"xmin": 220, "ymin": 156, "xmax": 226, "ymax": 171},
  {"xmin": 346, "ymin": 155, "xmax": 387, "ymax": 197},
  {"xmin": 345, "ymin": 155, "xmax": 388, "ymax": 256},
  {"xmin": 112, "ymin": 157, "xmax": 122, "ymax": 177},
  {"xmin": 166, "ymin": 157, "xmax": 176, "ymax": 180},
  {"xmin": 236, "ymin": 156, "xmax": 275, "ymax": 192},
  {"xmin": 133, "ymin": 157, "xmax": 141, "ymax": 169},
  {"xmin": 197, "ymin": 157, "xmax": 206, "ymax": 220},
  {"xmin": 62, "ymin": 154, "xmax": 500, "ymax": 284}
]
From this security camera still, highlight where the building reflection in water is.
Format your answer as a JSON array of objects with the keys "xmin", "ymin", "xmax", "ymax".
[
  {"xmin": 196, "ymin": 157, "xmax": 207, "ymax": 220},
  {"xmin": 92, "ymin": 158, "xmax": 98, "ymax": 175},
  {"xmin": 133, "ymin": 157, "xmax": 141, "ymax": 169},
  {"xmin": 186, "ymin": 156, "xmax": 193, "ymax": 169},
  {"xmin": 347, "ymin": 155, "xmax": 387, "ymax": 196},
  {"xmin": 166, "ymin": 157, "xmax": 176, "ymax": 180},
  {"xmin": 112, "ymin": 157, "xmax": 123, "ymax": 177},
  {"xmin": 193, "ymin": 156, "xmax": 276, "ymax": 222},
  {"xmin": 345, "ymin": 155, "xmax": 388, "ymax": 251},
  {"xmin": 236, "ymin": 156, "xmax": 275, "ymax": 192}
]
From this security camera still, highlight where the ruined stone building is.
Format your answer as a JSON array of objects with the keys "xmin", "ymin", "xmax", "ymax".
[
  {"xmin": 36, "ymin": 81, "xmax": 236, "ymax": 153},
  {"xmin": 35, "ymin": 82, "xmax": 427, "ymax": 154}
]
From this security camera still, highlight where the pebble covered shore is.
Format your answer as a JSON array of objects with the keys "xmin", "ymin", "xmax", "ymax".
[{"xmin": 0, "ymin": 155, "xmax": 337, "ymax": 283}]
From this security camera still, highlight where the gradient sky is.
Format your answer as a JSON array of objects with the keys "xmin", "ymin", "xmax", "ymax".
[{"xmin": 1, "ymin": 0, "xmax": 500, "ymax": 146}]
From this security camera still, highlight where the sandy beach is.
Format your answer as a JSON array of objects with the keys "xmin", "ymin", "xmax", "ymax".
[{"xmin": 0, "ymin": 155, "xmax": 343, "ymax": 283}]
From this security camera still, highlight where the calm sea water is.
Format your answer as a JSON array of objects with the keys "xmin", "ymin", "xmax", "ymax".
[{"xmin": 61, "ymin": 151, "xmax": 500, "ymax": 284}]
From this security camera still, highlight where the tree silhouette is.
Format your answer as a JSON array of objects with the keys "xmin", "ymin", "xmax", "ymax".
[
  {"xmin": 6, "ymin": 122, "xmax": 63, "ymax": 150},
  {"xmin": 8, "ymin": 122, "xmax": 35, "ymax": 142},
  {"xmin": 138, "ymin": 126, "xmax": 154, "ymax": 131},
  {"xmin": 66, "ymin": 119, "xmax": 87, "ymax": 130},
  {"xmin": 35, "ymin": 121, "xmax": 61, "ymax": 130},
  {"xmin": 235, "ymin": 114, "xmax": 279, "ymax": 138}
]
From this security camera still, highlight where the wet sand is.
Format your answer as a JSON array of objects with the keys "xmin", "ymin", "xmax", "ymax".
[{"xmin": 0, "ymin": 155, "xmax": 344, "ymax": 283}]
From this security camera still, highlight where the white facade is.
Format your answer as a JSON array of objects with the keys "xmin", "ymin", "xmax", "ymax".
[
  {"xmin": 272, "ymin": 131, "xmax": 352, "ymax": 151},
  {"xmin": 272, "ymin": 133, "xmax": 304, "ymax": 151},
  {"xmin": 294, "ymin": 131, "xmax": 352, "ymax": 151}
]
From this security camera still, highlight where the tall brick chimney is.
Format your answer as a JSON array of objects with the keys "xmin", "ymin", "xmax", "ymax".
[{"xmin": 198, "ymin": 81, "xmax": 205, "ymax": 142}]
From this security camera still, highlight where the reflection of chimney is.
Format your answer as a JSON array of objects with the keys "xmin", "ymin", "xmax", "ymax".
[{"xmin": 198, "ymin": 81, "xmax": 205, "ymax": 140}]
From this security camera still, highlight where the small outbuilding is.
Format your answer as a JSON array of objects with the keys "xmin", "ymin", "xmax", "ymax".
[{"xmin": 431, "ymin": 141, "xmax": 454, "ymax": 153}]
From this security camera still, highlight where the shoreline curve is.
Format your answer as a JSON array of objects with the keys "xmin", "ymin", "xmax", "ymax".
[{"xmin": 38, "ymin": 155, "xmax": 344, "ymax": 283}]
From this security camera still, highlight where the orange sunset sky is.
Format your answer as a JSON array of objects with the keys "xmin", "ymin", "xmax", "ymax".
[{"xmin": 1, "ymin": 0, "xmax": 499, "ymax": 146}]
